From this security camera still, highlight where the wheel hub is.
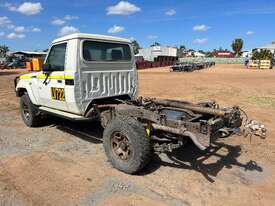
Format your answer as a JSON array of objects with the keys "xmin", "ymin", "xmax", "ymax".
[
  {"xmin": 111, "ymin": 132, "xmax": 131, "ymax": 161},
  {"xmin": 120, "ymin": 142, "xmax": 127, "ymax": 151}
]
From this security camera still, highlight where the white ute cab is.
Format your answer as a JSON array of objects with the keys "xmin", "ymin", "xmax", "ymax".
[
  {"xmin": 15, "ymin": 33, "xmax": 151, "ymax": 174},
  {"xmin": 15, "ymin": 33, "xmax": 138, "ymax": 122}
]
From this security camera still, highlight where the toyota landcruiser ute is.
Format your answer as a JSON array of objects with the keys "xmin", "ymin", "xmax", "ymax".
[{"xmin": 15, "ymin": 33, "xmax": 243, "ymax": 174}]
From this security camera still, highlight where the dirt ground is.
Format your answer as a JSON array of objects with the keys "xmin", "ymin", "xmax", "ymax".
[{"xmin": 0, "ymin": 65, "xmax": 275, "ymax": 206}]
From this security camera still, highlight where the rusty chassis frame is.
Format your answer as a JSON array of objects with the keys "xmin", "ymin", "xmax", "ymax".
[{"xmin": 94, "ymin": 97, "xmax": 243, "ymax": 153}]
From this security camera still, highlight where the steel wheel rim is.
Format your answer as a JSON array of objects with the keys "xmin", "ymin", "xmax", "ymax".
[{"xmin": 111, "ymin": 131, "xmax": 132, "ymax": 161}]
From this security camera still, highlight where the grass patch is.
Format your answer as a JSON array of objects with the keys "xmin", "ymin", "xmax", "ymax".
[{"xmin": 248, "ymin": 96, "xmax": 275, "ymax": 108}]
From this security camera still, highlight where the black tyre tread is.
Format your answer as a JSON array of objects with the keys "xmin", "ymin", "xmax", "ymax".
[
  {"xmin": 20, "ymin": 94, "xmax": 41, "ymax": 127},
  {"xmin": 103, "ymin": 115, "xmax": 152, "ymax": 174}
]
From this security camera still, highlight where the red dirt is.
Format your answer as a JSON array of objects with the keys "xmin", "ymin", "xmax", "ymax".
[{"xmin": 0, "ymin": 65, "xmax": 274, "ymax": 206}]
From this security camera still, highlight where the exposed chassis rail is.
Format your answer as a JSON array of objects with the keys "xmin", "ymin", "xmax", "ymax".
[{"xmin": 97, "ymin": 97, "xmax": 243, "ymax": 152}]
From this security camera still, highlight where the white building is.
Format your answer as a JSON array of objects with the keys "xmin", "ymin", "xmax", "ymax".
[
  {"xmin": 12, "ymin": 51, "xmax": 47, "ymax": 58},
  {"xmin": 193, "ymin": 51, "xmax": 206, "ymax": 57},
  {"xmin": 257, "ymin": 42, "xmax": 275, "ymax": 54},
  {"xmin": 137, "ymin": 46, "xmax": 177, "ymax": 61},
  {"xmin": 242, "ymin": 50, "xmax": 253, "ymax": 58}
]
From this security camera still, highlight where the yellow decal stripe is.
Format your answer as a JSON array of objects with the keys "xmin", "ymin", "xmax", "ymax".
[
  {"xmin": 36, "ymin": 74, "xmax": 46, "ymax": 79},
  {"xmin": 19, "ymin": 75, "xmax": 32, "ymax": 79},
  {"xmin": 20, "ymin": 74, "xmax": 74, "ymax": 80},
  {"xmin": 64, "ymin": 75, "xmax": 73, "ymax": 79}
]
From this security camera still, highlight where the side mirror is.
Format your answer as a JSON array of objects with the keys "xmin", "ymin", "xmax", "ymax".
[{"xmin": 42, "ymin": 64, "xmax": 52, "ymax": 72}]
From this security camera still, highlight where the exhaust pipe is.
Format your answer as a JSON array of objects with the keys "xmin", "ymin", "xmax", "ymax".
[{"xmin": 151, "ymin": 123, "xmax": 206, "ymax": 150}]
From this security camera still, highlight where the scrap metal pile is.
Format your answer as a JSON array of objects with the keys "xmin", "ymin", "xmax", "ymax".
[
  {"xmin": 170, "ymin": 60, "xmax": 215, "ymax": 72},
  {"xmin": 0, "ymin": 59, "xmax": 25, "ymax": 70}
]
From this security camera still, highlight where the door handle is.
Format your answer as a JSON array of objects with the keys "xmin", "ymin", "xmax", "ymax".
[{"xmin": 57, "ymin": 80, "xmax": 62, "ymax": 83}]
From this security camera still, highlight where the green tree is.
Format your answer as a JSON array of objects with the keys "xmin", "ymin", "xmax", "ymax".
[
  {"xmin": 179, "ymin": 45, "xmax": 186, "ymax": 50},
  {"xmin": 177, "ymin": 45, "xmax": 186, "ymax": 57},
  {"xmin": 131, "ymin": 40, "xmax": 141, "ymax": 55},
  {"xmin": 231, "ymin": 38, "xmax": 243, "ymax": 57},
  {"xmin": 150, "ymin": 42, "xmax": 161, "ymax": 47},
  {"xmin": 0, "ymin": 45, "xmax": 9, "ymax": 57},
  {"xmin": 252, "ymin": 49, "xmax": 273, "ymax": 61},
  {"xmin": 6, "ymin": 55, "xmax": 15, "ymax": 63}
]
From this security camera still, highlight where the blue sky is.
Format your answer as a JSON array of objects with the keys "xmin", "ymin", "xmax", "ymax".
[{"xmin": 0, "ymin": 0, "xmax": 274, "ymax": 51}]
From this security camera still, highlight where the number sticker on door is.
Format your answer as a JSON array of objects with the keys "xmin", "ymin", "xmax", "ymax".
[{"xmin": 51, "ymin": 87, "xmax": 65, "ymax": 101}]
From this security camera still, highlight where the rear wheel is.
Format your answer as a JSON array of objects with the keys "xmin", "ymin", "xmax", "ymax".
[
  {"xmin": 20, "ymin": 94, "xmax": 42, "ymax": 127},
  {"xmin": 103, "ymin": 116, "xmax": 152, "ymax": 174}
]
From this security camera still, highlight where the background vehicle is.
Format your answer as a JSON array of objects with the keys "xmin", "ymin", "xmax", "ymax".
[{"xmin": 15, "ymin": 33, "xmax": 243, "ymax": 174}]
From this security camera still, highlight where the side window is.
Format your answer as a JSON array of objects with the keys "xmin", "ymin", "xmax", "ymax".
[
  {"xmin": 45, "ymin": 43, "xmax": 67, "ymax": 71},
  {"xmin": 82, "ymin": 41, "xmax": 131, "ymax": 62}
]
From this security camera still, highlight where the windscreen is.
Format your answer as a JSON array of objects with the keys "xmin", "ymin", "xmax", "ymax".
[{"xmin": 82, "ymin": 41, "xmax": 132, "ymax": 62}]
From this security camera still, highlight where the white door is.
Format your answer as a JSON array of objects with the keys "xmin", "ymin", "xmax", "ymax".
[{"xmin": 38, "ymin": 43, "xmax": 68, "ymax": 111}]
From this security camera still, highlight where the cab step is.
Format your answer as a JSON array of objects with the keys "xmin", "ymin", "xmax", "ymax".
[{"xmin": 39, "ymin": 106, "xmax": 90, "ymax": 121}]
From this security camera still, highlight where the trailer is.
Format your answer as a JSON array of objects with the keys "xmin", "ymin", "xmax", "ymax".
[{"xmin": 170, "ymin": 61, "xmax": 215, "ymax": 72}]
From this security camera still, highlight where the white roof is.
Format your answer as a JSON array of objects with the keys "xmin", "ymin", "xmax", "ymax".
[
  {"xmin": 139, "ymin": 46, "xmax": 177, "ymax": 51},
  {"xmin": 13, "ymin": 51, "xmax": 47, "ymax": 55},
  {"xmin": 53, "ymin": 33, "xmax": 131, "ymax": 44},
  {"xmin": 258, "ymin": 43, "xmax": 275, "ymax": 49},
  {"xmin": 194, "ymin": 51, "xmax": 206, "ymax": 57}
]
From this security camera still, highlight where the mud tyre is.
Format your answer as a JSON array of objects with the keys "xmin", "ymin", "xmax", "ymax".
[
  {"xmin": 20, "ymin": 94, "xmax": 42, "ymax": 127},
  {"xmin": 103, "ymin": 116, "xmax": 152, "ymax": 174}
]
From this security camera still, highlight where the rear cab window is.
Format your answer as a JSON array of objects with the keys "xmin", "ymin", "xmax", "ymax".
[
  {"xmin": 82, "ymin": 41, "xmax": 132, "ymax": 62},
  {"xmin": 45, "ymin": 43, "xmax": 67, "ymax": 71}
]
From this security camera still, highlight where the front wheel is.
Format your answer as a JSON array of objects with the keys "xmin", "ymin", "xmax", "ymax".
[
  {"xmin": 103, "ymin": 116, "xmax": 152, "ymax": 174},
  {"xmin": 20, "ymin": 94, "xmax": 42, "ymax": 127}
]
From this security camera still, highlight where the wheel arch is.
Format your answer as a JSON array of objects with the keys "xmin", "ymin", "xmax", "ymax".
[
  {"xmin": 16, "ymin": 87, "xmax": 27, "ymax": 97},
  {"xmin": 16, "ymin": 81, "xmax": 39, "ymax": 105}
]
